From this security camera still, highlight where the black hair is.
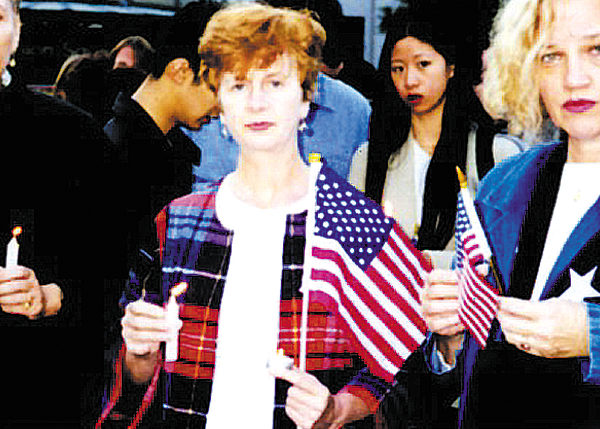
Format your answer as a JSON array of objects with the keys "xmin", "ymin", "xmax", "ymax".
[
  {"xmin": 365, "ymin": 1, "xmax": 501, "ymax": 251},
  {"xmin": 150, "ymin": 0, "xmax": 222, "ymax": 79}
]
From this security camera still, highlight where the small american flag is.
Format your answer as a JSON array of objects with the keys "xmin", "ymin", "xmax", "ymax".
[
  {"xmin": 455, "ymin": 191, "xmax": 500, "ymax": 349},
  {"xmin": 306, "ymin": 166, "xmax": 432, "ymax": 382}
]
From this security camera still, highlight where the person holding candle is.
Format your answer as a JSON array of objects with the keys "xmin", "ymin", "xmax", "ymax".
[
  {"xmin": 421, "ymin": 0, "xmax": 600, "ymax": 427},
  {"xmin": 0, "ymin": 226, "xmax": 63, "ymax": 319},
  {"xmin": 0, "ymin": 0, "xmax": 117, "ymax": 425},
  {"xmin": 0, "ymin": 1, "xmax": 113, "ymax": 322},
  {"xmin": 98, "ymin": 3, "xmax": 430, "ymax": 428}
]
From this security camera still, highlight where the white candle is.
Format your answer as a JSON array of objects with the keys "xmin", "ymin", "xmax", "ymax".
[
  {"xmin": 5, "ymin": 226, "xmax": 22, "ymax": 268},
  {"xmin": 165, "ymin": 282, "xmax": 187, "ymax": 362},
  {"xmin": 267, "ymin": 348, "xmax": 294, "ymax": 373}
]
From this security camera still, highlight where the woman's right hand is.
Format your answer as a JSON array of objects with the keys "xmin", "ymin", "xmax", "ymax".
[
  {"xmin": 421, "ymin": 269, "xmax": 465, "ymax": 336},
  {"xmin": 121, "ymin": 299, "xmax": 180, "ymax": 356}
]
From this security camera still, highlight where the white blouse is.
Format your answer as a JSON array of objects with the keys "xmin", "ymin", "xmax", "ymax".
[
  {"xmin": 382, "ymin": 133, "xmax": 431, "ymax": 241},
  {"xmin": 206, "ymin": 174, "xmax": 309, "ymax": 429},
  {"xmin": 531, "ymin": 162, "xmax": 600, "ymax": 301}
]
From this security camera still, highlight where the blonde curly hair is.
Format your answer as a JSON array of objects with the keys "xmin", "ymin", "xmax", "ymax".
[
  {"xmin": 199, "ymin": 1, "xmax": 325, "ymax": 103},
  {"xmin": 482, "ymin": 0, "xmax": 555, "ymax": 137}
]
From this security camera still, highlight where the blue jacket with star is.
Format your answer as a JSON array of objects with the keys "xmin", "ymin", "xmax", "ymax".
[{"xmin": 458, "ymin": 139, "xmax": 600, "ymax": 427}]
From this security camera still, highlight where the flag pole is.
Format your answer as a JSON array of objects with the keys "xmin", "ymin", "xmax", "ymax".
[
  {"xmin": 299, "ymin": 154, "xmax": 322, "ymax": 372},
  {"xmin": 455, "ymin": 167, "xmax": 504, "ymax": 294}
]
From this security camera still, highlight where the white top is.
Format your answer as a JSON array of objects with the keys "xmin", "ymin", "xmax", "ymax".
[
  {"xmin": 347, "ymin": 129, "xmax": 524, "ymax": 270},
  {"xmin": 382, "ymin": 133, "xmax": 431, "ymax": 239},
  {"xmin": 206, "ymin": 174, "xmax": 309, "ymax": 429},
  {"xmin": 412, "ymin": 136, "xmax": 432, "ymax": 225},
  {"xmin": 381, "ymin": 134, "xmax": 458, "ymax": 268},
  {"xmin": 531, "ymin": 162, "xmax": 600, "ymax": 301}
]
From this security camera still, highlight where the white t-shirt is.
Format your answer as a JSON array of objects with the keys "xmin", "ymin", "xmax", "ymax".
[
  {"xmin": 206, "ymin": 174, "xmax": 309, "ymax": 429},
  {"xmin": 531, "ymin": 162, "xmax": 600, "ymax": 301}
]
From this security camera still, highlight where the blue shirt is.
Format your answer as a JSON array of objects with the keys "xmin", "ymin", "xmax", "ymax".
[
  {"xmin": 586, "ymin": 301, "xmax": 600, "ymax": 383},
  {"xmin": 183, "ymin": 73, "xmax": 371, "ymax": 189}
]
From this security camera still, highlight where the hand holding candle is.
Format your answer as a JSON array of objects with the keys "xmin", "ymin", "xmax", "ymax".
[
  {"xmin": 0, "ymin": 265, "xmax": 43, "ymax": 318},
  {"xmin": 165, "ymin": 282, "xmax": 187, "ymax": 362},
  {"xmin": 0, "ymin": 227, "xmax": 57, "ymax": 319}
]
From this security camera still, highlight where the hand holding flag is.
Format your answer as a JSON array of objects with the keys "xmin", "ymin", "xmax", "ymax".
[{"xmin": 454, "ymin": 167, "xmax": 500, "ymax": 349}]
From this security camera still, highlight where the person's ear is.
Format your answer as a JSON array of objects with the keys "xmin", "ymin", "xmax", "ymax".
[
  {"xmin": 447, "ymin": 64, "xmax": 455, "ymax": 79},
  {"xmin": 165, "ymin": 58, "xmax": 192, "ymax": 84}
]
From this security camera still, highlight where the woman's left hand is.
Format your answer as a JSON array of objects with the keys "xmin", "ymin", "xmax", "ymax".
[
  {"xmin": 270, "ymin": 365, "xmax": 334, "ymax": 428},
  {"xmin": 270, "ymin": 365, "xmax": 369, "ymax": 429},
  {"xmin": 0, "ymin": 266, "xmax": 44, "ymax": 319},
  {"xmin": 498, "ymin": 296, "xmax": 589, "ymax": 358}
]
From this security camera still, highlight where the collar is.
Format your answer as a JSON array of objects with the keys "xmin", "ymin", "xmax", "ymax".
[
  {"xmin": 112, "ymin": 91, "xmax": 173, "ymax": 152},
  {"xmin": 476, "ymin": 139, "xmax": 600, "ymax": 299},
  {"xmin": 311, "ymin": 73, "xmax": 334, "ymax": 113},
  {"xmin": 475, "ymin": 140, "xmax": 566, "ymax": 291},
  {"xmin": 478, "ymin": 140, "xmax": 566, "ymax": 214}
]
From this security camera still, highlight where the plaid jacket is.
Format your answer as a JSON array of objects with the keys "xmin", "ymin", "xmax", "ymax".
[{"xmin": 99, "ymin": 178, "xmax": 391, "ymax": 429}]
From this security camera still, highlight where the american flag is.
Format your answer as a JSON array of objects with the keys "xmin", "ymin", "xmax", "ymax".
[
  {"xmin": 306, "ymin": 166, "xmax": 432, "ymax": 383},
  {"xmin": 455, "ymin": 192, "xmax": 500, "ymax": 349}
]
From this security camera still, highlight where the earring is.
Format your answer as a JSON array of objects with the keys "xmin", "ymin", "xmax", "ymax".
[
  {"xmin": 299, "ymin": 118, "xmax": 308, "ymax": 133},
  {"xmin": 2, "ymin": 68, "xmax": 11, "ymax": 87},
  {"xmin": 219, "ymin": 114, "xmax": 230, "ymax": 139},
  {"xmin": 9, "ymin": 57, "xmax": 15, "ymax": 68}
]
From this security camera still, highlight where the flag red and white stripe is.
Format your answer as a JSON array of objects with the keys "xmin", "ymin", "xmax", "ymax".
[
  {"xmin": 455, "ymin": 190, "xmax": 499, "ymax": 348},
  {"xmin": 302, "ymin": 166, "xmax": 432, "ymax": 382}
]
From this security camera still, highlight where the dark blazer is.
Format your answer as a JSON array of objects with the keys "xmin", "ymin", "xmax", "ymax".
[
  {"xmin": 459, "ymin": 140, "xmax": 600, "ymax": 428},
  {"xmin": 0, "ymin": 78, "xmax": 114, "ymax": 426},
  {"xmin": 104, "ymin": 92, "xmax": 200, "ymax": 265},
  {"xmin": 103, "ymin": 93, "xmax": 201, "ymax": 364}
]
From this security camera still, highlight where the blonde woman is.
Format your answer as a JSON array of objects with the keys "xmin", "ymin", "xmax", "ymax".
[{"xmin": 422, "ymin": 0, "xmax": 600, "ymax": 427}]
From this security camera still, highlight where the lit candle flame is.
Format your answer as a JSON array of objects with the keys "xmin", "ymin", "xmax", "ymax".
[
  {"xmin": 12, "ymin": 226, "xmax": 22, "ymax": 238},
  {"xmin": 171, "ymin": 282, "xmax": 188, "ymax": 298},
  {"xmin": 455, "ymin": 166, "xmax": 468, "ymax": 189}
]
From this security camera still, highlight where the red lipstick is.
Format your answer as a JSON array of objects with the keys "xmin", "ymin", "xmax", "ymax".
[
  {"xmin": 405, "ymin": 94, "xmax": 423, "ymax": 105},
  {"xmin": 245, "ymin": 121, "xmax": 274, "ymax": 131},
  {"xmin": 562, "ymin": 99, "xmax": 596, "ymax": 113}
]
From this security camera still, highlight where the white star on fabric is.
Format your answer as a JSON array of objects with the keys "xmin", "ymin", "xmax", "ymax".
[
  {"xmin": 315, "ymin": 170, "xmax": 392, "ymax": 269},
  {"xmin": 559, "ymin": 267, "xmax": 599, "ymax": 302}
]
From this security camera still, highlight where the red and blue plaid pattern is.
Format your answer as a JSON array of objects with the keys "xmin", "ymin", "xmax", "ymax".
[{"xmin": 98, "ymin": 177, "xmax": 392, "ymax": 428}]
